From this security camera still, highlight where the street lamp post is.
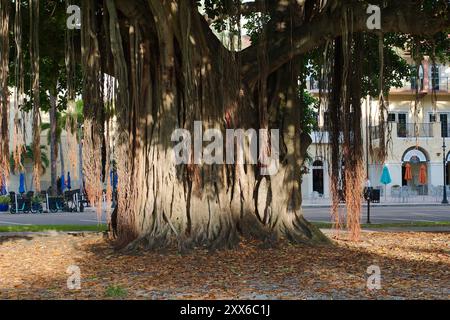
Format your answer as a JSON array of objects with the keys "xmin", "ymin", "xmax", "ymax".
[
  {"xmin": 442, "ymin": 137, "xmax": 448, "ymax": 204},
  {"xmin": 366, "ymin": 185, "xmax": 372, "ymax": 224}
]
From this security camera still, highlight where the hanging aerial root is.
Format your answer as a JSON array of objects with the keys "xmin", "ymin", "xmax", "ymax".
[
  {"xmin": 83, "ymin": 119, "xmax": 103, "ymax": 217},
  {"xmin": 0, "ymin": 0, "xmax": 10, "ymax": 187},
  {"xmin": 81, "ymin": 0, "xmax": 106, "ymax": 218},
  {"xmin": 30, "ymin": 0, "xmax": 41, "ymax": 192},
  {"xmin": 65, "ymin": 101, "xmax": 79, "ymax": 180},
  {"xmin": 65, "ymin": 0, "xmax": 79, "ymax": 180},
  {"xmin": 328, "ymin": 37, "xmax": 344, "ymax": 236},
  {"xmin": 12, "ymin": 0, "xmax": 25, "ymax": 174},
  {"xmin": 344, "ymin": 162, "xmax": 364, "ymax": 241}
]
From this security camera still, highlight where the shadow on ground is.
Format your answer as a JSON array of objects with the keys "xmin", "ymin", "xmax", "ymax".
[{"xmin": 0, "ymin": 231, "xmax": 448, "ymax": 299}]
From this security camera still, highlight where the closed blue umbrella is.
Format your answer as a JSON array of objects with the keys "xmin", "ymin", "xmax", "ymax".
[
  {"xmin": 61, "ymin": 174, "xmax": 66, "ymax": 192},
  {"xmin": 67, "ymin": 172, "xmax": 71, "ymax": 190},
  {"xmin": 1, "ymin": 184, "xmax": 6, "ymax": 195},
  {"xmin": 1, "ymin": 176, "xmax": 6, "ymax": 195},
  {"xmin": 110, "ymin": 170, "xmax": 118, "ymax": 190},
  {"xmin": 19, "ymin": 173, "xmax": 26, "ymax": 194},
  {"xmin": 380, "ymin": 165, "xmax": 392, "ymax": 201}
]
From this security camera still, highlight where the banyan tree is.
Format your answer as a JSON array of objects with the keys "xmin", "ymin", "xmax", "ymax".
[{"xmin": 1, "ymin": 1, "xmax": 449, "ymax": 250}]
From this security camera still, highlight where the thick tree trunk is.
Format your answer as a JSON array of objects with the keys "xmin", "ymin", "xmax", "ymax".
[
  {"xmin": 50, "ymin": 89, "xmax": 58, "ymax": 195},
  {"xmin": 30, "ymin": 0, "xmax": 41, "ymax": 193},
  {"xmin": 89, "ymin": 0, "xmax": 329, "ymax": 250}
]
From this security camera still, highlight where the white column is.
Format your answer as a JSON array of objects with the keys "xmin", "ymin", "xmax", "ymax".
[
  {"xmin": 430, "ymin": 162, "xmax": 443, "ymax": 186},
  {"xmin": 323, "ymin": 163, "xmax": 330, "ymax": 198},
  {"xmin": 301, "ymin": 171, "xmax": 311, "ymax": 199},
  {"xmin": 388, "ymin": 163, "xmax": 403, "ymax": 195}
]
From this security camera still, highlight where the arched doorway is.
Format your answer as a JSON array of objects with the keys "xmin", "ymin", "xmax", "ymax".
[
  {"xmin": 312, "ymin": 160, "xmax": 324, "ymax": 196},
  {"xmin": 402, "ymin": 147, "xmax": 429, "ymax": 195}
]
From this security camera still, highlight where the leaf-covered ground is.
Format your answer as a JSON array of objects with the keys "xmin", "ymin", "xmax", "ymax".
[{"xmin": 0, "ymin": 231, "xmax": 448, "ymax": 300}]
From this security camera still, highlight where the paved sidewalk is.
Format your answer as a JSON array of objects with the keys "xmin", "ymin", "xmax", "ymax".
[
  {"xmin": 0, "ymin": 230, "xmax": 103, "ymax": 237},
  {"xmin": 303, "ymin": 195, "xmax": 448, "ymax": 208},
  {"xmin": 304, "ymin": 205, "xmax": 450, "ymax": 224}
]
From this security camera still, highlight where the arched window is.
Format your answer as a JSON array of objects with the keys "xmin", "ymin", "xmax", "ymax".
[{"xmin": 402, "ymin": 147, "xmax": 429, "ymax": 163}]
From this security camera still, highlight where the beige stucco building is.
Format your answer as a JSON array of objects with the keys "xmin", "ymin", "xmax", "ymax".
[{"xmin": 302, "ymin": 57, "xmax": 450, "ymax": 201}]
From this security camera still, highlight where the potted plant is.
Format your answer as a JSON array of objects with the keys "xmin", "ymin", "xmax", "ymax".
[
  {"xmin": 0, "ymin": 195, "xmax": 10, "ymax": 212},
  {"xmin": 31, "ymin": 195, "xmax": 44, "ymax": 214}
]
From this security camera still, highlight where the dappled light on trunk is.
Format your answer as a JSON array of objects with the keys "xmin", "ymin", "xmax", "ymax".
[
  {"xmin": 0, "ymin": 0, "xmax": 10, "ymax": 190},
  {"xmin": 75, "ymin": 0, "xmax": 450, "ymax": 250},
  {"xmin": 82, "ymin": 1, "xmax": 330, "ymax": 250},
  {"xmin": 12, "ymin": 0, "xmax": 26, "ymax": 175}
]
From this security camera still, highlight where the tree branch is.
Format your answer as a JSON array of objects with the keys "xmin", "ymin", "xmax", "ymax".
[{"xmin": 241, "ymin": 0, "xmax": 450, "ymax": 86}]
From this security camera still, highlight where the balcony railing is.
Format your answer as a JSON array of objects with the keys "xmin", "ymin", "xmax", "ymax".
[
  {"xmin": 390, "ymin": 77, "xmax": 450, "ymax": 93},
  {"xmin": 397, "ymin": 123, "xmax": 434, "ymax": 138},
  {"xmin": 313, "ymin": 122, "xmax": 450, "ymax": 143}
]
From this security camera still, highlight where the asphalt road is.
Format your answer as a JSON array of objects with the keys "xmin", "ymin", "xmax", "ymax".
[
  {"xmin": 303, "ymin": 205, "xmax": 450, "ymax": 224},
  {"xmin": 0, "ymin": 205, "xmax": 449, "ymax": 226},
  {"xmin": 0, "ymin": 209, "xmax": 107, "ymax": 226}
]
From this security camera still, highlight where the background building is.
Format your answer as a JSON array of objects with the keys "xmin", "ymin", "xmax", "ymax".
[{"xmin": 302, "ymin": 56, "xmax": 450, "ymax": 202}]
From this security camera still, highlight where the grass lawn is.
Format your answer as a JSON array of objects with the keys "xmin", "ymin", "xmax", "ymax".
[
  {"xmin": 312, "ymin": 221, "xmax": 450, "ymax": 229},
  {"xmin": 0, "ymin": 221, "xmax": 449, "ymax": 233},
  {"xmin": 0, "ymin": 224, "xmax": 108, "ymax": 233}
]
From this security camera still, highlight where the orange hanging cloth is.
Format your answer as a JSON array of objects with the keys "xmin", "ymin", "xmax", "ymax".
[
  {"xmin": 419, "ymin": 164, "xmax": 427, "ymax": 185},
  {"xmin": 404, "ymin": 163, "xmax": 413, "ymax": 181}
]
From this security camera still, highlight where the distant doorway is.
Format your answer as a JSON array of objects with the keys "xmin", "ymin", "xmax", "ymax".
[
  {"xmin": 402, "ymin": 165, "xmax": 407, "ymax": 186},
  {"xmin": 402, "ymin": 147, "xmax": 430, "ymax": 195},
  {"xmin": 446, "ymin": 153, "xmax": 450, "ymax": 186},
  {"xmin": 312, "ymin": 160, "xmax": 324, "ymax": 195}
]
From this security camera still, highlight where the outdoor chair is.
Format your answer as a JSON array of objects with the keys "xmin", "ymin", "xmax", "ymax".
[
  {"xmin": 375, "ymin": 186, "xmax": 384, "ymax": 197},
  {"xmin": 400, "ymin": 186, "xmax": 410, "ymax": 202},
  {"xmin": 64, "ymin": 190, "xmax": 80, "ymax": 212},
  {"xmin": 77, "ymin": 189, "xmax": 89, "ymax": 211},
  {"xmin": 437, "ymin": 185, "xmax": 443, "ymax": 200},
  {"xmin": 429, "ymin": 185, "xmax": 438, "ymax": 202},
  {"xmin": 310, "ymin": 191, "xmax": 323, "ymax": 203},
  {"xmin": 9, "ymin": 191, "xmax": 32, "ymax": 214},
  {"xmin": 391, "ymin": 187, "xmax": 401, "ymax": 202},
  {"xmin": 48, "ymin": 195, "xmax": 68, "ymax": 213}
]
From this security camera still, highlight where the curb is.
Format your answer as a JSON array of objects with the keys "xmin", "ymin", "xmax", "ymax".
[
  {"xmin": 0, "ymin": 231, "xmax": 104, "ymax": 237},
  {"xmin": 303, "ymin": 203, "xmax": 450, "ymax": 209}
]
